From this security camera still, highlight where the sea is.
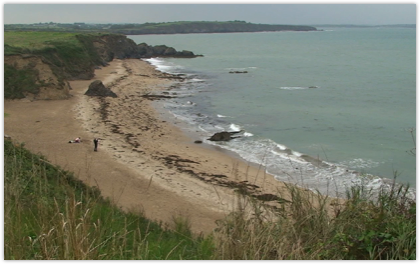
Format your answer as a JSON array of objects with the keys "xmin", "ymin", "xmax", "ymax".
[{"xmin": 128, "ymin": 27, "xmax": 416, "ymax": 198}]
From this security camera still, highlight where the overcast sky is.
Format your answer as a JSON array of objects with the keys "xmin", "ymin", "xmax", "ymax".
[{"xmin": 3, "ymin": 3, "xmax": 416, "ymax": 25}]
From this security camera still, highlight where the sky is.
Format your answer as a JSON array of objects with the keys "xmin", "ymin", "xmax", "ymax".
[{"xmin": 2, "ymin": 2, "xmax": 417, "ymax": 26}]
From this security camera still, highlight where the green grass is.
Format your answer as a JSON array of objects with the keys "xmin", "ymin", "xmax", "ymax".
[
  {"xmin": 4, "ymin": 138, "xmax": 415, "ymax": 260},
  {"xmin": 4, "ymin": 31, "xmax": 80, "ymax": 50}
]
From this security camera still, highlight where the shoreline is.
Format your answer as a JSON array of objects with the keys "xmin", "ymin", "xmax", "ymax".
[
  {"xmin": 5, "ymin": 59, "xmax": 303, "ymax": 234},
  {"xmin": 148, "ymin": 65, "xmax": 416, "ymax": 199},
  {"xmin": 88, "ymin": 59, "xmax": 295, "ymax": 206}
]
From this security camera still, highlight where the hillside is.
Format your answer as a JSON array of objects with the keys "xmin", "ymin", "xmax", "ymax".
[
  {"xmin": 4, "ymin": 32, "xmax": 200, "ymax": 100},
  {"xmin": 108, "ymin": 21, "xmax": 317, "ymax": 34},
  {"xmin": 4, "ymin": 20, "xmax": 318, "ymax": 34}
]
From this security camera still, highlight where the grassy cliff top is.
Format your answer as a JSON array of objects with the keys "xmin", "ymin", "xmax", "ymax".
[
  {"xmin": 4, "ymin": 31, "xmax": 81, "ymax": 49},
  {"xmin": 4, "ymin": 31, "xmax": 114, "ymax": 52}
]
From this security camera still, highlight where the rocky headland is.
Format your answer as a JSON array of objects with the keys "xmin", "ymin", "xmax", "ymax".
[{"xmin": 4, "ymin": 33, "xmax": 201, "ymax": 100}]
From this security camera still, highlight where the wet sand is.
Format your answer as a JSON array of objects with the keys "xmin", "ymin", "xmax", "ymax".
[{"xmin": 4, "ymin": 59, "xmax": 307, "ymax": 234}]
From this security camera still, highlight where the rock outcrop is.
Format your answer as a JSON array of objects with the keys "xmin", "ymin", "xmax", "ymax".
[
  {"xmin": 84, "ymin": 80, "xmax": 117, "ymax": 98},
  {"xmin": 78, "ymin": 35, "xmax": 201, "ymax": 63},
  {"xmin": 208, "ymin": 131, "xmax": 243, "ymax": 141},
  {"xmin": 137, "ymin": 43, "xmax": 201, "ymax": 58}
]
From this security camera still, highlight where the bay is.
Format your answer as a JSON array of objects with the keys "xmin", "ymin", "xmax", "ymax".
[{"xmin": 128, "ymin": 27, "xmax": 416, "ymax": 197}]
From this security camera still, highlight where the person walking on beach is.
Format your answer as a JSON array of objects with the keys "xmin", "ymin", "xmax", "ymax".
[{"xmin": 93, "ymin": 138, "xmax": 99, "ymax": 152}]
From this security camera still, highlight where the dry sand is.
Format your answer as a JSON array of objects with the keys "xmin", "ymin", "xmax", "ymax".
[{"xmin": 4, "ymin": 59, "xmax": 301, "ymax": 234}]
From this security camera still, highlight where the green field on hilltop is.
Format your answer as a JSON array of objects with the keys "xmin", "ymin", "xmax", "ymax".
[{"xmin": 4, "ymin": 31, "xmax": 81, "ymax": 49}]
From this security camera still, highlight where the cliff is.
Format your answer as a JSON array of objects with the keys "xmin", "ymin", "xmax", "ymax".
[
  {"xmin": 4, "ymin": 54, "xmax": 72, "ymax": 100},
  {"xmin": 4, "ymin": 33, "xmax": 200, "ymax": 100}
]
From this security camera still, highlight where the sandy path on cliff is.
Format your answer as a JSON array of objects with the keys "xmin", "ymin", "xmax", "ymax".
[{"xmin": 4, "ymin": 59, "xmax": 299, "ymax": 234}]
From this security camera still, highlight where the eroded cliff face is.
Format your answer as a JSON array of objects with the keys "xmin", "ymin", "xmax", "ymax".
[
  {"xmin": 4, "ymin": 37, "xmax": 134, "ymax": 100},
  {"xmin": 4, "ymin": 55, "xmax": 71, "ymax": 100}
]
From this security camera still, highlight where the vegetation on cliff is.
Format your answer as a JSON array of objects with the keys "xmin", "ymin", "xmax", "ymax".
[
  {"xmin": 4, "ymin": 31, "xmax": 199, "ymax": 99},
  {"xmin": 4, "ymin": 32, "xmax": 97, "ymax": 99},
  {"xmin": 4, "ymin": 64, "xmax": 41, "ymax": 99}
]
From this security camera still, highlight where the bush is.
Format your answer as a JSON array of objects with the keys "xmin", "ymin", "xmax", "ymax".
[{"xmin": 4, "ymin": 64, "xmax": 41, "ymax": 99}]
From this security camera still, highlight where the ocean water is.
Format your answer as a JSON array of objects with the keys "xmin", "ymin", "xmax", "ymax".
[{"xmin": 128, "ymin": 27, "xmax": 416, "ymax": 198}]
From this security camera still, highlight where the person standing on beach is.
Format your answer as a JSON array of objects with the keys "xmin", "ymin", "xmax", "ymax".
[{"xmin": 93, "ymin": 138, "xmax": 99, "ymax": 151}]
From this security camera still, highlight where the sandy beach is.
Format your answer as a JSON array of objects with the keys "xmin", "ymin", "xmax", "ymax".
[{"xmin": 4, "ymin": 59, "xmax": 301, "ymax": 234}]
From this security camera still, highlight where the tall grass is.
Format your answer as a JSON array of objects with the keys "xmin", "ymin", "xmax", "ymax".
[
  {"xmin": 4, "ymin": 139, "xmax": 415, "ymax": 259},
  {"xmin": 4, "ymin": 140, "xmax": 214, "ymax": 260},
  {"xmin": 213, "ymin": 180, "xmax": 415, "ymax": 260}
]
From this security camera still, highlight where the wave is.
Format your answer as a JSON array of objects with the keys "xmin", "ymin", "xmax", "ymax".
[
  {"xmin": 229, "ymin": 123, "xmax": 241, "ymax": 131},
  {"xmin": 225, "ymin": 66, "xmax": 257, "ymax": 71},
  {"xmin": 143, "ymin": 58, "xmax": 184, "ymax": 73},
  {"xmin": 338, "ymin": 158, "xmax": 383, "ymax": 170},
  {"xmin": 280, "ymin": 86, "xmax": 319, "ymax": 90},
  {"xmin": 189, "ymin": 78, "xmax": 205, "ymax": 83}
]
